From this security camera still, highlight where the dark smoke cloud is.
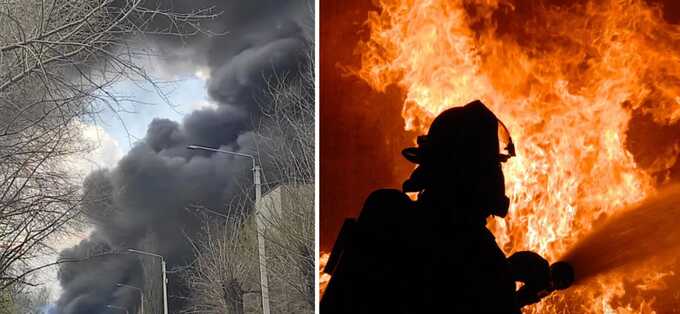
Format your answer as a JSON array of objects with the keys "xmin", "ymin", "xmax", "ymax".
[
  {"xmin": 58, "ymin": 233, "xmax": 143, "ymax": 314},
  {"xmin": 56, "ymin": 1, "xmax": 311, "ymax": 313}
]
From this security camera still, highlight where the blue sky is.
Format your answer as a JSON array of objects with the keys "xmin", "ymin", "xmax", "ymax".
[{"xmin": 90, "ymin": 72, "xmax": 214, "ymax": 154}]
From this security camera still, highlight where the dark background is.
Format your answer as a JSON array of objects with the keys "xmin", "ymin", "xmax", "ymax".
[{"xmin": 320, "ymin": 0, "xmax": 413, "ymax": 250}]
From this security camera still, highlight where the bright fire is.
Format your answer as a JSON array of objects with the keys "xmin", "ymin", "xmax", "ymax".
[
  {"xmin": 328, "ymin": 0, "xmax": 680, "ymax": 312},
  {"xmin": 319, "ymin": 253, "xmax": 331, "ymax": 295}
]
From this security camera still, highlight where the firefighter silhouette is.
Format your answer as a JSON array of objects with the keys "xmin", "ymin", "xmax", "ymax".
[{"xmin": 321, "ymin": 100, "xmax": 573, "ymax": 313}]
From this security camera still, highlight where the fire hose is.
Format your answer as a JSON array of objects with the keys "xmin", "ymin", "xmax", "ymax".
[{"xmin": 508, "ymin": 251, "xmax": 575, "ymax": 308}]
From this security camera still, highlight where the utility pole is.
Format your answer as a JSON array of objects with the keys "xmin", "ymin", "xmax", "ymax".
[
  {"xmin": 128, "ymin": 249, "xmax": 168, "ymax": 314},
  {"xmin": 187, "ymin": 145, "xmax": 270, "ymax": 314}
]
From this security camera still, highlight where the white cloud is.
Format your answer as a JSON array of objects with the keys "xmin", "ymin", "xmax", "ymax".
[
  {"xmin": 80, "ymin": 122, "xmax": 123, "ymax": 168},
  {"xmin": 64, "ymin": 121, "xmax": 123, "ymax": 180},
  {"xmin": 191, "ymin": 99, "xmax": 219, "ymax": 111},
  {"xmin": 195, "ymin": 67, "xmax": 211, "ymax": 81}
]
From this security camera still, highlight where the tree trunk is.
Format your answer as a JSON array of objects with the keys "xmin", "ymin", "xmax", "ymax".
[{"xmin": 223, "ymin": 280, "xmax": 244, "ymax": 314}]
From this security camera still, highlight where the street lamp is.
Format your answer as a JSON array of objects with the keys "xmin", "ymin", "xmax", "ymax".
[
  {"xmin": 116, "ymin": 283, "xmax": 144, "ymax": 314},
  {"xmin": 127, "ymin": 249, "xmax": 167, "ymax": 314},
  {"xmin": 186, "ymin": 144, "xmax": 270, "ymax": 314},
  {"xmin": 106, "ymin": 305, "xmax": 129, "ymax": 314}
]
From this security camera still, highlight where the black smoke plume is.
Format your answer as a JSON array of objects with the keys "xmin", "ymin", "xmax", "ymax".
[{"xmin": 55, "ymin": 1, "xmax": 311, "ymax": 313}]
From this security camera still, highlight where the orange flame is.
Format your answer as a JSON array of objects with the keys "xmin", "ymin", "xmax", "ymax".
[
  {"xmin": 348, "ymin": 0, "xmax": 680, "ymax": 312},
  {"xmin": 319, "ymin": 253, "xmax": 331, "ymax": 296}
]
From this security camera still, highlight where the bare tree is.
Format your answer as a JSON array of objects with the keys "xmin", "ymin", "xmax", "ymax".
[
  {"xmin": 4, "ymin": 283, "xmax": 52, "ymax": 314},
  {"xmin": 253, "ymin": 43, "xmax": 315, "ymax": 312},
  {"xmin": 183, "ymin": 208, "xmax": 259, "ymax": 314},
  {"xmin": 0, "ymin": 0, "xmax": 217, "ymax": 291},
  {"xmin": 256, "ymin": 185, "xmax": 314, "ymax": 313},
  {"xmin": 0, "ymin": 288, "xmax": 16, "ymax": 314}
]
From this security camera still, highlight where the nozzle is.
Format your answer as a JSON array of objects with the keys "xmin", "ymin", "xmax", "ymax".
[{"xmin": 550, "ymin": 261, "xmax": 575, "ymax": 290}]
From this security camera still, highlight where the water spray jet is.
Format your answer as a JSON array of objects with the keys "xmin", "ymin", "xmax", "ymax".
[{"xmin": 560, "ymin": 184, "xmax": 680, "ymax": 285}]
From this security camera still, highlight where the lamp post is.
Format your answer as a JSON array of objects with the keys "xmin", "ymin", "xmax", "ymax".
[
  {"xmin": 117, "ymin": 283, "xmax": 144, "ymax": 314},
  {"xmin": 106, "ymin": 305, "xmax": 129, "ymax": 314},
  {"xmin": 128, "ymin": 249, "xmax": 167, "ymax": 314},
  {"xmin": 186, "ymin": 144, "xmax": 270, "ymax": 314}
]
